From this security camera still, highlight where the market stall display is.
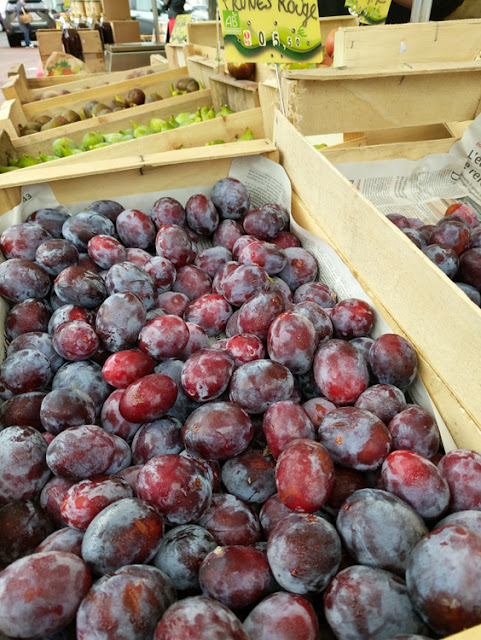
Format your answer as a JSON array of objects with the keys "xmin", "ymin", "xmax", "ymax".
[{"xmin": 1, "ymin": 7, "xmax": 481, "ymax": 640}]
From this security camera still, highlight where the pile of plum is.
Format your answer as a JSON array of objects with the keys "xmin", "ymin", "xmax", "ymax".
[
  {"xmin": 388, "ymin": 203, "xmax": 481, "ymax": 305},
  {"xmin": 0, "ymin": 178, "xmax": 480, "ymax": 640}
]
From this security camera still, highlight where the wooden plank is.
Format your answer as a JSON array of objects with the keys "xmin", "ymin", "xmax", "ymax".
[
  {"xmin": 333, "ymin": 19, "xmax": 481, "ymax": 69},
  {"xmin": 258, "ymin": 80, "xmax": 280, "ymax": 140},
  {"xmin": 0, "ymin": 100, "xmax": 27, "ymax": 139},
  {"xmin": 165, "ymin": 43, "xmax": 194, "ymax": 68},
  {"xmin": 5, "ymin": 109, "xmax": 264, "ymax": 169},
  {"xmin": 187, "ymin": 21, "xmax": 218, "ymax": 47},
  {"xmin": 273, "ymin": 109, "xmax": 481, "ymax": 452},
  {"xmin": 276, "ymin": 62, "xmax": 481, "ymax": 134},
  {"xmin": 209, "ymin": 74, "xmax": 260, "ymax": 113},
  {"xmin": 9, "ymin": 90, "xmax": 213, "ymax": 154},
  {"xmin": 444, "ymin": 625, "xmax": 481, "ymax": 640},
  {"xmin": 0, "ymin": 140, "xmax": 278, "ymax": 192},
  {"xmin": 0, "ymin": 131, "xmax": 17, "ymax": 168},
  {"xmin": 187, "ymin": 56, "xmax": 223, "ymax": 88},
  {"xmin": 1, "ymin": 75, "xmax": 30, "ymax": 104},
  {"xmin": 321, "ymin": 137, "xmax": 457, "ymax": 163},
  {"xmin": 22, "ymin": 67, "xmax": 189, "ymax": 121}
]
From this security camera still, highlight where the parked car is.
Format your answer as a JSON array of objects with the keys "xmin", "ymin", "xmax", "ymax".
[
  {"xmin": 128, "ymin": 0, "xmax": 209, "ymax": 37},
  {"xmin": 4, "ymin": 0, "xmax": 55, "ymax": 47}
]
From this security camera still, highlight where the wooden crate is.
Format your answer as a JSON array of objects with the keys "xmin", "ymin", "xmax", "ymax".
[
  {"xmin": 333, "ymin": 18, "xmax": 481, "ymax": 68},
  {"xmin": 1, "ymin": 67, "xmax": 196, "ymax": 137},
  {"xmin": 187, "ymin": 55, "xmax": 224, "ymax": 88},
  {"xmin": 259, "ymin": 61, "xmax": 481, "ymax": 139},
  {"xmin": 186, "ymin": 21, "xmax": 218, "ymax": 47},
  {"xmin": 0, "ymin": 108, "xmax": 264, "ymax": 170},
  {"xmin": 273, "ymin": 109, "xmax": 481, "ymax": 454},
  {"xmin": 165, "ymin": 43, "xmax": 195, "ymax": 69},
  {"xmin": 7, "ymin": 63, "xmax": 94, "ymax": 88},
  {"xmin": 0, "ymin": 111, "xmax": 481, "ymax": 640},
  {"xmin": 0, "ymin": 89, "xmax": 213, "ymax": 151},
  {"xmin": 2, "ymin": 62, "xmax": 170, "ymax": 105},
  {"xmin": 36, "ymin": 29, "xmax": 105, "ymax": 74},
  {"xmin": 209, "ymin": 73, "xmax": 260, "ymax": 112}
]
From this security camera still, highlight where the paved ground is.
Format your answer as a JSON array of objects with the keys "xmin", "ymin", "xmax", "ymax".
[{"xmin": 0, "ymin": 31, "xmax": 41, "ymax": 103}]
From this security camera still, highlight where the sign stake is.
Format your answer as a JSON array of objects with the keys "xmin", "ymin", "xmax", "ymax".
[{"xmin": 275, "ymin": 64, "xmax": 285, "ymax": 116}]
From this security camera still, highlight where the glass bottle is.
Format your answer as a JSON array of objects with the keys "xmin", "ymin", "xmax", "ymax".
[{"xmin": 62, "ymin": 28, "xmax": 84, "ymax": 61}]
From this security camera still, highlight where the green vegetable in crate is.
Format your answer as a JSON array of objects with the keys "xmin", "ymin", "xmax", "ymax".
[
  {"xmin": 314, "ymin": 143, "xmax": 328, "ymax": 150},
  {"xmin": 81, "ymin": 132, "xmax": 105, "ymax": 151},
  {"xmin": 52, "ymin": 138, "xmax": 80, "ymax": 158},
  {"xmin": 15, "ymin": 154, "xmax": 41, "ymax": 168},
  {"xmin": 103, "ymin": 133, "xmax": 125, "ymax": 145},
  {"xmin": 91, "ymin": 143, "xmax": 110, "ymax": 149},
  {"xmin": 130, "ymin": 122, "xmax": 154, "ymax": 138},
  {"xmin": 38, "ymin": 153, "xmax": 56, "ymax": 163},
  {"xmin": 200, "ymin": 106, "xmax": 215, "ymax": 121},
  {"xmin": 205, "ymin": 140, "xmax": 226, "ymax": 146},
  {"xmin": 167, "ymin": 115, "xmax": 180, "ymax": 129},
  {"xmin": 0, "ymin": 166, "xmax": 19, "ymax": 173},
  {"xmin": 238, "ymin": 127, "xmax": 255, "ymax": 141},
  {"xmin": 175, "ymin": 112, "xmax": 199, "ymax": 127},
  {"xmin": 216, "ymin": 105, "xmax": 235, "ymax": 118},
  {"xmin": 149, "ymin": 118, "xmax": 166, "ymax": 133}
]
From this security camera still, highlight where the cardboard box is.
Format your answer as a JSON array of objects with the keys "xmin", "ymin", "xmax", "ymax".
[
  {"xmin": 111, "ymin": 19, "xmax": 142, "ymax": 44},
  {"xmin": 101, "ymin": 0, "xmax": 131, "ymax": 21}
]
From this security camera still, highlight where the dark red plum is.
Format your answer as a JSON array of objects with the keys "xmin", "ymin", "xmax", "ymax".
[
  {"xmin": 102, "ymin": 350, "xmax": 155, "ymax": 388},
  {"xmin": 237, "ymin": 290, "xmax": 284, "ymax": 341},
  {"xmin": 277, "ymin": 247, "xmax": 318, "ymax": 291},
  {"xmin": 137, "ymin": 454, "xmax": 212, "ymax": 525},
  {"xmin": 186, "ymin": 194, "xmax": 219, "ymax": 236},
  {"xmin": 40, "ymin": 476, "xmax": 74, "ymax": 527},
  {"xmin": 104, "ymin": 262, "xmax": 156, "ymax": 310},
  {"xmin": 0, "ymin": 391, "xmax": 46, "ymax": 430},
  {"xmin": 243, "ymin": 203, "xmax": 288, "ymax": 240},
  {"xmin": 243, "ymin": 592, "xmax": 319, "ymax": 640},
  {"xmin": 276, "ymin": 439, "xmax": 334, "ymax": 513},
  {"xmin": 183, "ymin": 293, "xmax": 233, "ymax": 336},
  {"xmin": 0, "ymin": 348, "xmax": 52, "ymax": 396},
  {"xmin": 221, "ymin": 448, "xmax": 276, "ymax": 504},
  {"xmin": 53, "ymin": 360, "xmax": 110, "ymax": 416},
  {"xmin": 139, "ymin": 314, "xmax": 189, "ymax": 360},
  {"xmin": 238, "ymin": 240, "xmax": 287, "ymax": 275},
  {"xmin": 8, "ymin": 331, "xmax": 64, "ymax": 373},
  {"xmin": 36, "ymin": 527, "xmax": 84, "ymax": 556},
  {"xmin": 293, "ymin": 281, "xmax": 337, "ymax": 308},
  {"xmin": 293, "ymin": 301, "xmax": 333, "ymax": 343},
  {"xmin": 131, "ymin": 417, "xmax": 184, "ymax": 464},
  {"xmin": 152, "ymin": 524, "xmax": 217, "ymax": 592},
  {"xmin": 221, "ymin": 264, "xmax": 270, "ymax": 307},
  {"xmin": 210, "ymin": 177, "xmax": 250, "ymax": 220},
  {"xmin": 388, "ymin": 406, "xmax": 440, "ymax": 459},
  {"xmin": 267, "ymin": 310, "xmax": 317, "ymax": 375},
  {"xmin": 267, "ymin": 513, "xmax": 341, "ymax": 594},
  {"xmin": 313, "ymin": 339, "xmax": 369, "ymax": 406},
  {"xmin": 182, "ymin": 349, "xmax": 235, "ymax": 402},
  {"xmin": 0, "ymin": 500, "xmax": 54, "ymax": 567},
  {"xmin": 40, "ymin": 388, "xmax": 96, "ymax": 435},
  {"xmin": 183, "ymin": 401, "xmax": 253, "ymax": 460},
  {"xmin": 81, "ymin": 497, "xmax": 164, "ymax": 575},
  {"xmin": 263, "ymin": 400, "xmax": 315, "ymax": 459},
  {"xmin": 330, "ymin": 298, "xmax": 374, "ymax": 339},
  {"xmin": 0, "ymin": 222, "xmax": 52, "ymax": 261},
  {"xmin": 438, "ymin": 449, "xmax": 481, "ymax": 512},
  {"xmin": 337, "ymin": 488, "xmax": 428, "ymax": 575},
  {"xmin": 62, "ymin": 211, "xmax": 115, "ymax": 252},
  {"xmin": 0, "ymin": 258, "xmax": 50, "ymax": 303},
  {"xmin": 457, "ymin": 247, "xmax": 481, "ymax": 290},
  {"xmin": 87, "ymin": 199, "xmax": 124, "ymax": 222},
  {"xmin": 5, "ymin": 298, "xmax": 50, "ymax": 340},
  {"xmin": 154, "ymin": 596, "xmax": 249, "ymax": 639},
  {"xmin": 119, "ymin": 373, "xmax": 178, "ymax": 423},
  {"xmin": 325, "ymin": 466, "xmax": 369, "ymax": 511},
  {"xmin": 36, "ymin": 238, "xmax": 79, "ymax": 276},
  {"xmin": 52, "ymin": 320, "xmax": 99, "ymax": 361},
  {"xmin": 213, "ymin": 219, "xmax": 244, "ymax": 251},
  {"xmin": 225, "ymin": 333, "xmax": 265, "ymax": 367},
  {"xmin": 0, "ymin": 426, "xmax": 50, "ymax": 503},
  {"xmin": 355, "ymin": 384, "xmax": 407, "ymax": 425},
  {"xmin": 144, "ymin": 256, "xmax": 177, "ymax": 293},
  {"xmin": 229, "ymin": 359, "xmax": 294, "ymax": 414},
  {"xmin": 200, "ymin": 545, "xmax": 271, "ymax": 609},
  {"xmin": 0, "ymin": 551, "xmax": 91, "ymax": 638},
  {"xmin": 100, "ymin": 389, "xmax": 141, "ymax": 442},
  {"xmin": 422, "ymin": 244, "xmax": 459, "ymax": 279},
  {"xmin": 406, "ymin": 524, "xmax": 481, "ymax": 635},
  {"xmin": 152, "ymin": 196, "xmax": 186, "ymax": 228},
  {"xmin": 116, "ymin": 208, "xmax": 156, "ymax": 249},
  {"xmin": 197, "ymin": 493, "xmax": 261, "ymax": 546},
  {"xmin": 27, "ymin": 207, "xmax": 70, "ymax": 237},
  {"xmin": 155, "ymin": 224, "xmax": 196, "ymax": 267},
  {"xmin": 54, "ymin": 265, "xmax": 106, "ymax": 309},
  {"xmin": 429, "ymin": 219, "xmax": 469, "ymax": 256},
  {"xmin": 381, "ymin": 450, "xmax": 449, "ymax": 519},
  {"xmin": 302, "ymin": 397, "xmax": 337, "ymax": 428},
  {"xmin": 157, "ymin": 291, "xmax": 190, "ymax": 316},
  {"xmin": 324, "ymin": 565, "xmax": 427, "ymax": 640},
  {"xmin": 369, "ymin": 334, "xmax": 418, "ymax": 391},
  {"xmin": 195, "ymin": 246, "xmax": 233, "ymax": 278},
  {"xmin": 87, "ymin": 234, "xmax": 127, "ymax": 269},
  {"xmin": 61, "ymin": 475, "xmax": 133, "ymax": 531}
]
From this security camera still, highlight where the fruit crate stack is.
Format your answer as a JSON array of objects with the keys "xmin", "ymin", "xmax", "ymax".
[{"xmin": 2, "ymin": 62, "xmax": 169, "ymax": 106}]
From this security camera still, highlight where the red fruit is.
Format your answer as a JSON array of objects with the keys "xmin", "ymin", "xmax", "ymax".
[
  {"xmin": 102, "ymin": 350, "xmax": 155, "ymax": 388},
  {"xmin": 313, "ymin": 339, "xmax": 369, "ymax": 405},
  {"xmin": 325, "ymin": 28, "xmax": 338, "ymax": 57},
  {"xmin": 119, "ymin": 374, "xmax": 178, "ymax": 423}
]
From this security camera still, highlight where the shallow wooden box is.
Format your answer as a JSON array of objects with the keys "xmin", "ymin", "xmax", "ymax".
[
  {"xmin": 259, "ymin": 61, "xmax": 481, "ymax": 139},
  {"xmin": 7, "ymin": 63, "xmax": 96, "ymax": 89},
  {"xmin": 0, "ymin": 123, "xmax": 480, "ymax": 639},
  {"xmin": 333, "ymin": 18, "xmax": 481, "ymax": 69},
  {"xmin": 2, "ymin": 62, "xmax": 169, "ymax": 106},
  {"xmin": 0, "ymin": 66, "xmax": 199, "ymax": 140},
  {"xmin": 0, "ymin": 107, "xmax": 264, "ymax": 172}
]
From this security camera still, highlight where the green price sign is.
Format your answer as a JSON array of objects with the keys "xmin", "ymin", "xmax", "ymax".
[
  {"xmin": 219, "ymin": 0, "xmax": 323, "ymax": 64},
  {"xmin": 344, "ymin": 0, "xmax": 393, "ymax": 25}
]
